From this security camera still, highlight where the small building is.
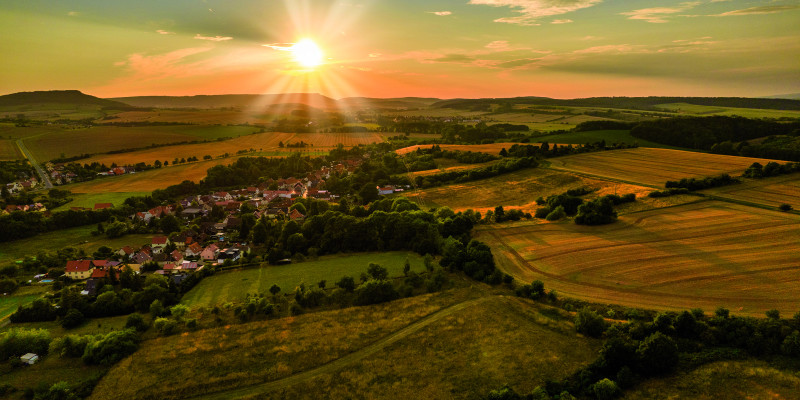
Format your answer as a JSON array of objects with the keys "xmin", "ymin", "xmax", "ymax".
[
  {"xmin": 94, "ymin": 203, "xmax": 113, "ymax": 211},
  {"xmin": 65, "ymin": 260, "xmax": 95, "ymax": 280},
  {"xmin": 151, "ymin": 236, "xmax": 170, "ymax": 253},
  {"xmin": 21, "ymin": 353, "xmax": 39, "ymax": 365}
]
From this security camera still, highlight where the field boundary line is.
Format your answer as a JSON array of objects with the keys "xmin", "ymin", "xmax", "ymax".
[
  {"xmin": 189, "ymin": 297, "xmax": 489, "ymax": 400},
  {"xmin": 544, "ymin": 165, "xmax": 662, "ymax": 189}
]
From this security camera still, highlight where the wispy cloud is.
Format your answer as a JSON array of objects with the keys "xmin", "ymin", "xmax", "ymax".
[
  {"xmin": 486, "ymin": 41, "xmax": 510, "ymax": 49},
  {"xmin": 429, "ymin": 11, "xmax": 453, "ymax": 16},
  {"xmin": 716, "ymin": 5, "xmax": 800, "ymax": 16},
  {"xmin": 468, "ymin": 0, "xmax": 602, "ymax": 25},
  {"xmin": 551, "ymin": 19, "xmax": 573, "ymax": 24},
  {"xmin": 427, "ymin": 54, "xmax": 475, "ymax": 63},
  {"xmin": 369, "ymin": 53, "xmax": 382, "ymax": 58},
  {"xmin": 194, "ymin": 34, "xmax": 233, "ymax": 42},
  {"xmin": 156, "ymin": 30, "xmax": 175, "ymax": 35},
  {"xmin": 263, "ymin": 43, "xmax": 295, "ymax": 51},
  {"xmin": 621, "ymin": 2, "xmax": 700, "ymax": 23}
]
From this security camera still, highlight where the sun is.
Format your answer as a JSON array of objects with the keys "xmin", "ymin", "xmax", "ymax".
[{"xmin": 292, "ymin": 39, "xmax": 324, "ymax": 68}]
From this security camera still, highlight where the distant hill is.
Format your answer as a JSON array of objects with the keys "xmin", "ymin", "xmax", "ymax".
[
  {"xmin": 111, "ymin": 93, "xmax": 340, "ymax": 110},
  {"xmin": 0, "ymin": 90, "xmax": 130, "ymax": 108},
  {"xmin": 432, "ymin": 96, "xmax": 800, "ymax": 111},
  {"xmin": 761, "ymin": 93, "xmax": 800, "ymax": 100},
  {"xmin": 338, "ymin": 97, "xmax": 441, "ymax": 110}
]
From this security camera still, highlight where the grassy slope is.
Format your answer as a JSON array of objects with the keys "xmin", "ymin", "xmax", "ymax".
[
  {"xmin": 0, "ymin": 285, "xmax": 48, "ymax": 320},
  {"xmin": 623, "ymin": 360, "xmax": 800, "ymax": 399},
  {"xmin": 181, "ymin": 252, "xmax": 426, "ymax": 308},
  {"xmin": 0, "ymin": 225, "xmax": 156, "ymax": 267},
  {"xmin": 53, "ymin": 191, "xmax": 150, "ymax": 211}
]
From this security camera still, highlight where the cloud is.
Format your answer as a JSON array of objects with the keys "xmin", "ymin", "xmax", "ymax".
[
  {"xmin": 427, "ymin": 54, "xmax": 475, "ymax": 63},
  {"xmin": 716, "ymin": 5, "xmax": 800, "ymax": 16},
  {"xmin": 263, "ymin": 43, "xmax": 295, "ymax": 51},
  {"xmin": 486, "ymin": 40, "xmax": 510, "ymax": 49},
  {"xmin": 495, "ymin": 58, "xmax": 540, "ymax": 68},
  {"xmin": 468, "ymin": 0, "xmax": 602, "ymax": 25},
  {"xmin": 194, "ymin": 34, "xmax": 233, "ymax": 42},
  {"xmin": 429, "ymin": 11, "xmax": 453, "ymax": 16},
  {"xmin": 67, "ymin": 11, "xmax": 79, "ymax": 17},
  {"xmin": 573, "ymin": 44, "xmax": 643, "ymax": 54},
  {"xmin": 551, "ymin": 19, "xmax": 573, "ymax": 24},
  {"xmin": 369, "ymin": 53, "xmax": 382, "ymax": 58},
  {"xmin": 621, "ymin": 2, "xmax": 700, "ymax": 23},
  {"xmin": 156, "ymin": 30, "xmax": 175, "ymax": 35}
]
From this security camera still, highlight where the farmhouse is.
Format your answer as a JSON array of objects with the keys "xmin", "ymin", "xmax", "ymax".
[
  {"xmin": 151, "ymin": 236, "xmax": 170, "ymax": 253},
  {"xmin": 65, "ymin": 260, "xmax": 94, "ymax": 280}
]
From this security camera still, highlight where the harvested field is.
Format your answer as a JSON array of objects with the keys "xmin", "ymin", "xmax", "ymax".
[
  {"xmin": 706, "ymin": 173, "xmax": 800, "ymax": 209},
  {"xmin": 478, "ymin": 201, "xmax": 800, "ymax": 316},
  {"xmin": 0, "ymin": 139, "xmax": 21, "ymax": 160},
  {"xmin": 60, "ymin": 157, "xmax": 237, "ymax": 193},
  {"xmin": 106, "ymin": 110, "xmax": 271, "ymax": 125},
  {"xmin": 82, "ymin": 131, "xmax": 382, "ymax": 166},
  {"xmin": 403, "ymin": 168, "xmax": 659, "ymax": 214},
  {"xmin": 549, "ymin": 147, "xmax": 780, "ymax": 187}
]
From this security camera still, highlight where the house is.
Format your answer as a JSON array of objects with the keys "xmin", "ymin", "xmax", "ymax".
[
  {"xmin": 377, "ymin": 186, "xmax": 395, "ymax": 195},
  {"xmin": 163, "ymin": 263, "xmax": 177, "ymax": 273},
  {"xmin": 289, "ymin": 209, "xmax": 305, "ymax": 221},
  {"xmin": 213, "ymin": 191, "xmax": 233, "ymax": 201},
  {"xmin": 217, "ymin": 248, "xmax": 241, "ymax": 264},
  {"xmin": 180, "ymin": 207, "xmax": 203, "ymax": 220},
  {"xmin": 200, "ymin": 244, "xmax": 219, "ymax": 261},
  {"xmin": 151, "ymin": 236, "xmax": 169, "ymax": 253},
  {"xmin": 117, "ymin": 246, "xmax": 135, "ymax": 258},
  {"xmin": 185, "ymin": 242, "xmax": 203, "ymax": 258},
  {"xmin": 131, "ymin": 251, "xmax": 152, "ymax": 264},
  {"xmin": 180, "ymin": 261, "xmax": 199, "ymax": 271},
  {"xmin": 94, "ymin": 203, "xmax": 113, "ymax": 210},
  {"xmin": 223, "ymin": 216, "xmax": 241, "ymax": 230},
  {"xmin": 21, "ymin": 353, "xmax": 39, "ymax": 365},
  {"xmin": 65, "ymin": 260, "xmax": 94, "ymax": 280},
  {"xmin": 170, "ymin": 250, "xmax": 184, "ymax": 263}
]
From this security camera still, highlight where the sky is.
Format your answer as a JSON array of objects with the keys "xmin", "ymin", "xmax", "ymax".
[{"xmin": 1, "ymin": 0, "xmax": 798, "ymax": 99}]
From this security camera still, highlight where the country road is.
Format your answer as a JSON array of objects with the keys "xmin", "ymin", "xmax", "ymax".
[
  {"xmin": 16, "ymin": 139, "xmax": 53, "ymax": 189},
  {"xmin": 191, "ymin": 297, "xmax": 489, "ymax": 400}
]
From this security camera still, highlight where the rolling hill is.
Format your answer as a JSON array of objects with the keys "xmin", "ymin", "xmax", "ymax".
[{"xmin": 0, "ymin": 90, "xmax": 130, "ymax": 108}]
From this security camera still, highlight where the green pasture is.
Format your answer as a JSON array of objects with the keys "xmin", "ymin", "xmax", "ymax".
[
  {"xmin": 181, "ymin": 252, "xmax": 427, "ymax": 308},
  {"xmin": 654, "ymin": 103, "xmax": 800, "ymax": 119},
  {"xmin": 52, "ymin": 191, "xmax": 149, "ymax": 211},
  {"xmin": 0, "ymin": 286, "xmax": 48, "ymax": 320}
]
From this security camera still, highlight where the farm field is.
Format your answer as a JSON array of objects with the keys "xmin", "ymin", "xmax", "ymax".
[
  {"xmin": 80, "ymin": 131, "xmax": 383, "ymax": 166},
  {"xmin": 53, "ymin": 191, "xmax": 150, "ymax": 211},
  {"xmin": 0, "ymin": 139, "xmax": 20, "ymax": 160},
  {"xmin": 402, "ymin": 167, "xmax": 664, "ymax": 214},
  {"xmin": 0, "ymin": 286, "xmax": 48, "ymax": 320},
  {"xmin": 181, "ymin": 252, "xmax": 426, "ymax": 309},
  {"xmin": 92, "ymin": 288, "xmax": 482, "ymax": 400},
  {"xmin": 548, "ymin": 147, "xmax": 780, "ymax": 187},
  {"xmin": 705, "ymin": 173, "xmax": 800, "ymax": 209},
  {"xmin": 402, "ymin": 160, "xmax": 501, "ymax": 179},
  {"xmin": 265, "ymin": 296, "xmax": 600, "ymax": 400},
  {"xmin": 654, "ymin": 102, "xmax": 800, "ymax": 119},
  {"xmin": 105, "ymin": 110, "xmax": 272, "ymax": 125},
  {"xmin": 396, "ymin": 142, "xmax": 575, "ymax": 156},
  {"xmin": 59, "ymin": 157, "xmax": 239, "ymax": 193},
  {"xmin": 0, "ymin": 225, "xmax": 156, "ymax": 267},
  {"xmin": 478, "ymin": 201, "xmax": 800, "ymax": 316},
  {"xmin": 532, "ymin": 130, "xmax": 689, "ymax": 150},
  {"xmin": 623, "ymin": 360, "xmax": 800, "ymax": 400}
]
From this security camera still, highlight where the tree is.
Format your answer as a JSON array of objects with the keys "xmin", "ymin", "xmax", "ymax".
[
  {"xmin": 779, "ymin": 203, "xmax": 793, "ymax": 212},
  {"xmin": 367, "ymin": 263, "xmax": 388, "ymax": 280},
  {"xmin": 170, "ymin": 304, "xmax": 189, "ymax": 321},
  {"xmin": 159, "ymin": 215, "xmax": 181, "ymax": 234},
  {"xmin": 124, "ymin": 313, "xmax": 148, "ymax": 332},
  {"xmin": 591, "ymin": 379, "xmax": 620, "ymax": 400},
  {"xmin": 336, "ymin": 276, "xmax": 356, "ymax": 292},
  {"xmin": 354, "ymin": 280, "xmax": 398, "ymax": 305},
  {"xmin": 358, "ymin": 183, "xmax": 379, "ymax": 204},
  {"xmin": 82, "ymin": 329, "xmax": 139, "ymax": 365},
  {"xmin": 403, "ymin": 258, "xmax": 411, "ymax": 276},
  {"xmin": 61, "ymin": 308, "xmax": 85, "ymax": 329},
  {"xmin": 104, "ymin": 221, "xmax": 128, "ymax": 238},
  {"xmin": 494, "ymin": 206, "xmax": 505, "ymax": 222},
  {"xmin": 149, "ymin": 299, "xmax": 164, "ymax": 317},
  {"xmin": 575, "ymin": 307, "xmax": 607, "ymax": 338},
  {"xmin": 269, "ymin": 284, "xmax": 281, "ymax": 296},
  {"xmin": 637, "ymin": 332, "xmax": 679, "ymax": 375}
]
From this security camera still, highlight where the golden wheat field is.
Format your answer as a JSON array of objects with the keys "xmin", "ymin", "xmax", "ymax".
[
  {"xmin": 478, "ymin": 201, "xmax": 800, "ymax": 316},
  {"xmin": 706, "ymin": 173, "xmax": 800, "ymax": 208},
  {"xmin": 548, "ymin": 148, "xmax": 780, "ymax": 187},
  {"xmin": 396, "ymin": 142, "xmax": 573, "ymax": 156},
  {"xmin": 107, "ymin": 110, "xmax": 272, "ymax": 125}
]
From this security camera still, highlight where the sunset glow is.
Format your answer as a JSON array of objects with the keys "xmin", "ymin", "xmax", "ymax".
[{"xmin": 292, "ymin": 39, "xmax": 324, "ymax": 69}]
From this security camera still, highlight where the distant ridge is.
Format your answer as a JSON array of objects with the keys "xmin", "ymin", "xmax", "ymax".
[
  {"xmin": 761, "ymin": 93, "xmax": 800, "ymax": 100},
  {"xmin": 432, "ymin": 96, "xmax": 800, "ymax": 111},
  {"xmin": 110, "ymin": 93, "xmax": 339, "ymax": 110},
  {"xmin": 0, "ymin": 90, "xmax": 130, "ymax": 108}
]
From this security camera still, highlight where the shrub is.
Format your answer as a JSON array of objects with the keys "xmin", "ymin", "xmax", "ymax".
[
  {"xmin": 355, "ymin": 280, "xmax": 399, "ymax": 306},
  {"xmin": 534, "ymin": 207, "xmax": 551, "ymax": 219},
  {"xmin": 545, "ymin": 205, "xmax": 566, "ymax": 221},
  {"xmin": 153, "ymin": 318, "xmax": 177, "ymax": 336},
  {"xmin": 637, "ymin": 332, "xmax": 679, "ymax": 375},
  {"xmin": 0, "ymin": 328, "xmax": 51, "ymax": 359},
  {"xmin": 591, "ymin": 379, "xmax": 620, "ymax": 400},
  {"xmin": 49, "ymin": 335, "xmax": 90, "ymax": 358},
  {"xmin": 82, "ymin": 329, "xmax": 139, "ymax": 365},
  {"xmin": 61, "ymin": 308, "xmax": 85, "ymax": 329},
  {"xmin": 124, "ymin": 313, "xmax": 148, "ymax": 332},
  {"xmin": 779, "ymin": 203, "xmax": 793, "ymax": 212},
  {"xmin": 575, "ymin": 307, "xmax": 607, "ymax": 338}
]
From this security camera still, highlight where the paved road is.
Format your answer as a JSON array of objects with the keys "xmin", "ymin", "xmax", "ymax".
[
  {"xmin": 16, "ymin": 139, "xmax": 53, "ymax": 189},
  {"xmin": 191, "ymin": 297, "xmax": 489, "ymax": 400}
]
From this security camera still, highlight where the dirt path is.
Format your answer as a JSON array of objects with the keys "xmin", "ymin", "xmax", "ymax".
[
  {"xmin": 190, "ymin": 297, "xmax": 489, "ymax": 400},
  {"xmin": 16, "ymin": 139, "xmax": 53, "ymax": 189}
]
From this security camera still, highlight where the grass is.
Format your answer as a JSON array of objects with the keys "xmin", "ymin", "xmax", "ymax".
[
  {"xmin": 181, "ymin": 252, "xmax": 426, "ymax": 309},
  {"xmin": 0, "ymin": 286, "xmax": 48, "ymax": 320},
  {"xmin": 0, "ymin": 313, "xmax": 132, "ymax": 338},
  {"xmin": 264, "ymin": 296, "xmax": 601, "ymax": 399},
  {"xmin": 477, "ymin": 201, "xmax": 800, "ymax": 317},
  {"xmin": 0, "ymin": 225, "xmax": 156, "ymax": 267},
  {"xmin": 705, "ymin": 173, "xmax": 800, "ymax": 209},
  {"xmin": 0, "ymin": 139, "xmax": 20, "ymax": 160},
  {"xmin": 548, "ymin": 147, "xmax": 781, "ymax": 187},
  {"xmin": 623, "ymin": 360, "xmax": 800, "ymax": 399},
  {"xmin": 532, "ymin": 130, "xmax": 689, "ymax": 150},
  {"xmin": 654, "ymin": 103, "xmax": 800, "ymax": 119},
  {"xmin": 53, "ymin": 191, "xmax": 149, "ymax": 211},
  {"xmin": 92, "ymin": 288, "xmax": 482, "ymax": 400},
  {"xmin": 0, "ymin": 356, "xmax": 108, "ymax": 400}
]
